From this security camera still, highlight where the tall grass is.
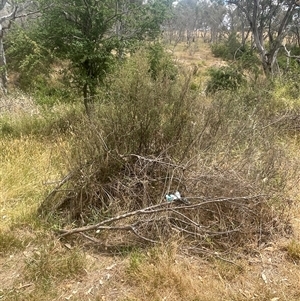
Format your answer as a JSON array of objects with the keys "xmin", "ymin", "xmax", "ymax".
[{"xmin": 0, "ymin": 125, "xmax": 73, "ymax": 231}]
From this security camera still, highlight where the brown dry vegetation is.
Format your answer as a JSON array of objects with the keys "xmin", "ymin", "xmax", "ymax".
[{"xmin": 1, "ymin": 39, "xmax": 300, "ymax": 301}]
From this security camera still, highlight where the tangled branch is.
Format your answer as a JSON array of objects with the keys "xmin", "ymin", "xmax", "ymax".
[{"xmin": 57, "ymin": 195, "xmax": 268, "ymax": 248}]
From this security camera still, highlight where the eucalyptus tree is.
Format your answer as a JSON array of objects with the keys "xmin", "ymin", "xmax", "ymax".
[
  {"xmin": 166, "ymin": 0, "xmax": 228, "ymax": 46},
  {"xmin": 163, "ymin": 0, "xmax": 199, "ymax": 48},
  {"xmin": 34, "ymin": 0, "xmax": 171, "ymax": 114},
  {"xmin": 0, "ymin": 0, "xmax": 36, "ymax": 93},
  {"xmin": 289, "ymin": 6, "xmax": 300, "ymax": 47},
  {"xmin": 204, "ymin": 0, "xmax": 228, "ymax": 43},
  {"xmin": 228, "ymin": 0, "xmax": 300, "ymax": 76}
]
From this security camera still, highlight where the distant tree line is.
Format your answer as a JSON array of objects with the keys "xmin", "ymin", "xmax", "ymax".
[
  {"xmin": 0, "ymin": 0, "xmax": 299, "ymax": 108},
  {"xmin": 165, "ymin": 0, "xmax": 300, "ymax": 75}
]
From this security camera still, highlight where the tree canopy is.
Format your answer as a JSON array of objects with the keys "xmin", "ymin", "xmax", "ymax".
[
  {"xmin": 7, "ymin": 0, "xmax": 171, "ymax": 113},
  {"xmin": 41, "ymin": 0, "xmax": 171, "ymax": 112}
]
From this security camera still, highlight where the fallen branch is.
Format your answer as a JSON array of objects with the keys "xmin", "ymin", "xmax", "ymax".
[{"xmin": 57, "ymin": 195, "xmax": 266, "ymax": 240}]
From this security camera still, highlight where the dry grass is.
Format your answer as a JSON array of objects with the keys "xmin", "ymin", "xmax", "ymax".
[
  {"xmin": 170, "ymin": 39, "xmax": 226, "ymax": 69},
  {"xmin": 119, "ymin": 243, "xmax": 300, "ymax": 301},
  {"xmin": 168, "ymin": 39, "xmax": 228, "ymax": 96},
  {"xmin": 0, "ymin": 92, "xmax": 38, "ymax": 115},
  {"xmin": 0, "ymin": 136, "xmax": 70, "ymax": 230},
  {"xmin": 2, "ymin": 238, "xmax": 300, "ymax": 301}
]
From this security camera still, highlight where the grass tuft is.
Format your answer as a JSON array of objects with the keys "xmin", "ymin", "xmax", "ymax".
[
  {"xmin": 286, "ymin": 239, "xmax": 300, "ymax": 261},
  {"xmin": 0, "ymin": 134, "xmax": 71, "ymax": 231},
  {"xmin": 25, "ymin": 242, "xmax": 86, "ymax": 285},
  {"xmin": 0, "ymin": 230, "xmax": 27, "ymax": 255}
]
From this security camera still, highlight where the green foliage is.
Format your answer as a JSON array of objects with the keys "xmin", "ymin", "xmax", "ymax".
[
  {"xmin": 211, "ymin": 33, "xmax": 261, "ymax": 80},
  {"xmin": 211, "ymin": 43, "xmax": 229, "ymax": 59},
  {"xmin": 236, "ymin": 50, "xmax": 262, "ymax": 81},
  {"xmin": 147, "ymin": 43, "xmax": 177, "ymax": 80},
  {"xmin": 6, "ymin": 24, "xmax": 55, "ymax": 90},
  {"xmin": 35, "ymin": 0, "xmax": 170, "ymax": 109},
  {"xmin": 206, "ymin": 66, "xmax": 246, "ymax": 94},
  {"xmin": 211, "ymin": 33, "xmax": 242, "ymax": 61},
  {"xmin": 6, "ymin": 0, "xmax": 171, "ymax": 112},
  {"xmin": 33, "ymin": 78, "xmax": 76, "ymax": 106}
]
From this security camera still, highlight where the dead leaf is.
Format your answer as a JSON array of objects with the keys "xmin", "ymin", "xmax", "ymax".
[
  {"xmin": 85, "ymin": 286, "xmax": 93, "ymax": 295},
  {"xmin": 261, "ymin": 271, "xmax": 268, "ymax": 283},
  {"xmin": 64, "ymin": 243, "xmax": 72, "ymax": 250},
  {"xmin": 105, "ymin": 263, "xmax": 116, "ymax": 270}
]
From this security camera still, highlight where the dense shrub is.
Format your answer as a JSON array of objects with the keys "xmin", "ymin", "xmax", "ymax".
[
  {"xmin": 206, "ymin": 66, "xmax": 246, "ymax": 94},
  {"xmin": 39, "ymin": 51, "xmax": 198, "ymax": 217},
  {"xmin": 211, "ymin": 33, "xmax": 261, "ymax": 81},
  {"xmin": 6, "ymin": 24, "xmax": 54, "ymax": 90},
  {"xmin": 39, "ymin": 51, "xmax": 295, "ymax": 252},
  {"xmin": 211, "ymin": 33, "xmax": 243, "ymax": 61},
  {"xmin": 147, "ymin": 43, "xmax": 177, "ymax": 80}
]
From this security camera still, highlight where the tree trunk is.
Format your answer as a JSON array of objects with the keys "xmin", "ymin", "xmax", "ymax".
[
  {"xmin": 83, "ymin": 83, "xmax": 96, "ymax": 117},
  {"xmin": 0, "ymin": 27, "xmax": 7, "ymax": 94},
  {"xmin": 229, "ymin": 0, "xmax": 297, "ymax": 77}
]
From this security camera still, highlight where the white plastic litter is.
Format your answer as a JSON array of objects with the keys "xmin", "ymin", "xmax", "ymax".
[{"xmin": 166, "ymin": 191, "xmax": 181, "ymax": 202}]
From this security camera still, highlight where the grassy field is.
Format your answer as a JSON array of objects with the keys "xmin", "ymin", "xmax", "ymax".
[{"xmin": 1, "ymin": 40, "xmax": 300, "ymax": 301}]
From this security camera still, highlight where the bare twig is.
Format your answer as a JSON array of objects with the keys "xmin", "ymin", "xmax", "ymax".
[
  {"xmin": 121, "ymin": 153, "xmax": 187, "ymax": 169},
  {"xmin": 57, "ymin": 195, "xmax": 266, "ymax": 239}
]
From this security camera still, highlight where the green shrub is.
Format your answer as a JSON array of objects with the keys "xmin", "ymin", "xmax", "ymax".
[
  {"xmin": 211, "ymin": 33, "xmax": 243, "ymax": 61},
  {"xmin": 147, "ymin": 43, "xmax": 177, "ymax": 80},
  {"xmin": 206, "ymin": 66, "xmax": 246, "ymax": 94},
  {"xmin": 6, "ymin": 24, "xmax": 54, "ymax": 90},
  {"xmin": 211, "ymin": 33, "xmax": 261, "ymax": 80},
  {"xmin": 6, "ymin": 24, "xmax": 76, "ymax": 103},
  {"xmin": 211, "ymin": 43, "xmax": 229, "ymax": 60}
]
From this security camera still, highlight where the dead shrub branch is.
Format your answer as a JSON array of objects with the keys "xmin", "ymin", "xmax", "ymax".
[
  {"xmin": 57, "ymin": 195, "xmax": 269, "ymax": 248},
  {"xmin": 38, "ymin": 62, "xmax": 297, "ymax": 252}
]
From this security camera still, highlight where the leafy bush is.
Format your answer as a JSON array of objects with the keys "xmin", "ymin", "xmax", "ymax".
[
  {"xmin": 6, "ymin": 24, "xmax": 77, "ymax": 103},
  {"xmin": 6, "ymin": 24, "xmax": 54, "ymax": 90},
  {"xmin": 211, "ymin": 34, "xmax": 261, "ymax": 80},
  {"xmin": 206, "ymin": 66, "xmax": 246, "ymax": 94},
  {"xmin": 237, "ymin": 50, "xmax": 262, "ymax": 81},
  {"xmin": 147, "ymin": 43, "xmax": 177, "ymax": 80},
  {"xmin": 211, "ymin": 43, "xmax": 230, "ymax": 60},
  {"xmin": 211, "ymin": 33, "xmax": 243, "ymax": 61}
]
